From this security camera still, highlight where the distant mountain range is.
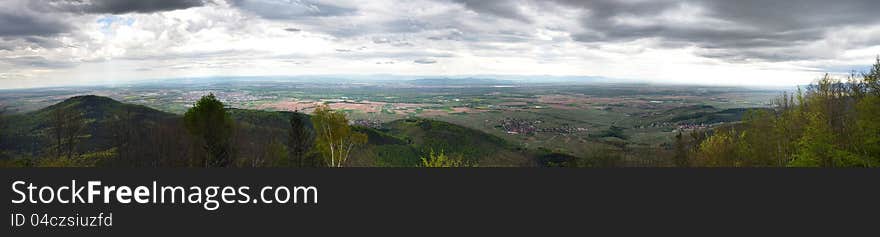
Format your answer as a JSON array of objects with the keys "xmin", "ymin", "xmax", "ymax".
[
  {"xmin": 128, "ymin": 75, "xmax": 616, "ymax": 87},
  {"xmin": 406, "ymin": 78, "xmax": 515, "ymax": 86}
]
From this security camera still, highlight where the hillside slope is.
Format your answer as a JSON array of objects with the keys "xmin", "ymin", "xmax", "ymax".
[
  {"xmin": 381, "ymin": 118, "xmax": 533, "ymax": 166},
  {"xmin": 655, "ymin": 105, "xmax": 769, "ymax": 125},
  {"xmin": 1, "ymin": 95, "xmax": 176, "ymax": 157}
]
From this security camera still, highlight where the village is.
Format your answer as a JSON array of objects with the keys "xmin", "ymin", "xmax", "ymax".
[{"xmin": 497, "ymin": 118, "xmax": 588, "ymax": 135}]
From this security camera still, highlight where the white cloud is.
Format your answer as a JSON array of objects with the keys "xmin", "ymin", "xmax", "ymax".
[{"xmin": 0, "ymin": 0, "xmax": 878, "ymax": 89}]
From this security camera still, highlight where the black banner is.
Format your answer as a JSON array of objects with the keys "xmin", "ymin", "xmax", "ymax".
[{"xmin": 2, "ymin": 168, "xmax": 879, "ymax": 235}]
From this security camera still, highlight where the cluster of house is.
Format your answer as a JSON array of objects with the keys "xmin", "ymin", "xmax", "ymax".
[
  {"xmin": 498, "ymin": 118, "xmax": 587, "ymax": 135},
  {"xmin": 635, "ymin": 122, "xmax": 675, "ymax": 129},
  {"xmin": 538, "ymin": 126, "xmax": 588, "ymax": 134},
  {"xmin": 634, "ymin": 122, "xmax": 716, "ymax": 132},
  {"xmin": 499, "ymin": 118, "xmax": 540, "ymax": 134},
  {"xmin": 675, "ymin": 123, "xmax": 713, "ymax": 131},
  {"xmin": 351, "ymin": 119, "xmax": 383, "ymax": 129}
]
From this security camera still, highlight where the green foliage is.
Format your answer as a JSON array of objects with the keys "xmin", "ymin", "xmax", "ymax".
[
  {"xmin": 736, "ymin": 109, "xmax": 781, "ymax": 166},
  {"xmin": 184, "ymin": 94, "xmax": 235, "ymax": 167},
  {"xmin": 864, "ymin": 56, "xmax": 880, "ymax": 95},
  {"xmin": 385, "ymin": 118, "xmax": 522, "ymax": 166},
  {"xmin": 49, "ymin": 103, "xmax": 87, "ymax": 160},
  {"xmin": 421, "ymin": 150, "xmax": 470, "ymax": 167},
  {"xmin": 790, "ymin": 112, "xmax": 837, "ymax": 167},
  {"xmin": 370, "ymin": 145, "xmax": 421, "ymax": 167},
  {"xmin": 666, "ymin": 106, "xmax": 754, "ymax": 125},
  {"xmin": 265, "ymin": 138, "xmax": 289, "ymax": 167},
  {"xmin": 695, "ymin": 57, "xmax": 880, "ymax": 167},
  {"xmin": 695, "ymin": 128, "xmax": 740, "ymax": 167},
  {"xmin": 856, "ymin": 95, "xmax": 880, "ymax": 162},
  {"xmin": 347, "ymin": 126, "xmax": 420, "ymax": 167},
  {"xmin": 37, "ymin": 148, "xmax": 116, "ymax": 167},
  {"xmin": 537, "ymin": 147, "xmax": 623, "ymax": 168},
  {"xmin": 288, "ymin": 113, "xmax": 313, "ymax": 167},
  {"xmin": 0, "ymin": 95, "xmax": 181, "ymax": 167},
  {"xmin": 312, "ymin": 104, "xmax": 367, "ymax": 167},
  {"xmin": 590, "ymin": 126, "xmax": 628, "ymax": 140},
  {"xmin": 0, "ymin": 156, "xmax": 34, "ymax": 168},
  {"xmin": 673, "ymin": 132, "xmax": 689, "ymax": 167}
]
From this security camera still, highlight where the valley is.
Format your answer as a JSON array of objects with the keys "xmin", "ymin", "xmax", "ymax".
[{"xmin": 0, "ymin": 78, "xmax": 782, "ymax": 167}]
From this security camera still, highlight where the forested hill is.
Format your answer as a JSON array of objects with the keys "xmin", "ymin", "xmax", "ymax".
[{"xmin": 1, "ymin": 95, "xmax": 176, "ymax": 157}]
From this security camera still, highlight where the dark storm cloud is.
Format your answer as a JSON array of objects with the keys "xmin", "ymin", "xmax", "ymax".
[
  {"xmin": 230, "ymin": 0, "xmax": 355, "ymax": 19},
  {"xmin": 451, "ymin": 0, "xmax": 531, "ymax": 23},
  {"xmin": 700, "ymin": 0, "xmax": 879, "ymax": 31},
  {"xmin": 50, "ymin": 0, "xmax": 205, "ymax": 14},
  {"xmin": 0, "ymin": 8, "xmax": 71, "ymax": 37},
  {"xmin": 1, "ymin": 0, "xmax": 206, "ymax": 38},
  {"xmin": 548, "ymin": 0, "xmax": 880, "ymax": 61}
]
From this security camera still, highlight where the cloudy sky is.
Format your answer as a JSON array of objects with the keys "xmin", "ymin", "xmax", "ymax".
[{"xmin": 1, "ymin": 0, "xmax": 879, "ymax": 89}]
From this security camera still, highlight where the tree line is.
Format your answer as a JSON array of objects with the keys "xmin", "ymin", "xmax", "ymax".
[{"xmin": 676, "ymin": 57, "xmax": 880, "ymax": 167}]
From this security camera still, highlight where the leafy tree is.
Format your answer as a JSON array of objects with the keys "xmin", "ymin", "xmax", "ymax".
[
  {"xmin": 264, "ymin": 138, "xmax": 289, "ymax": 167},
  {"xmin": 312, "ymin": 104, "xmax": 367, "ymax": 167},
  {"xmin": 673, "ymin": 132, "xmax": 689, "ymax": 167},
  {"xmin": 736, "ymin": 109, "xmax": 779, "ymax": 166},
  {"xmin": 110, "ymin": 107, "xmax": 142, "ymax": 167},
  {"xmin": 695, "ymin": 128, "xmax": 738, "ymax": 167},
  {"xmin": 695, "ymin": 56, "xmax": 880, "ymax": 167},
  {"xmin": 771, "ymin": 92, "xmax": 805, "ymax": 166},
  {"xmin": 288, "ymin": 113, "xmax": 313, "ymax": 167},
  {"xmin": 421, "ymin": 150, "xmax": 469, "ymax": 167},
  {"xmin": 49, "ymin": 104, "xmax": 86, "ymax": 160},
  {"xmin": 858, "ymin": 57, "xmax": 880, "ymax": 163},
  {"xmin": 790, "ymin": 112, "xmax": 836, "ymax": 167},
  {"xmin": 864, "ymin": 56, "xmax": 880, "ymax": 96},
  {"xmin": 184, "ymin": 94, "xmax": 235, "ymax": 167},
  {"xmin": 856, "ymin": 95, "xmax": 880, "ymax": 164}
]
